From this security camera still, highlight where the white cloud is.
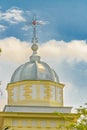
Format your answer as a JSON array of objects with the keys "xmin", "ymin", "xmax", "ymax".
[
  {"xmin": 63, "ymin": 81, "xmax": 78, "ymax": 105},
  {"xmin": 0, "ymin": 98, "xmax": 7, "ymax": 111},
  {"xmin": 0, "ymin": 38, "xmax": 87, "ymax": 64},
  {"xmin": 25, "ymin": 10, "xmax": 31, "ymax": 15},
  {"xmin": 0, "ymin": 24, "xmax": 7, "ymax": 31},
  {"xmin": 40, "ymin": 40, "xmax": 87, "ymax": 63},
  {"xmin": 0, "ymin": 7, "xmax": 26, "ymax": 24},
  {"xmin": 0, "ymin": 37, "xmax": 31, "ymax": 63},
  {"xmin": 21, "ymin": 25, "xmax": 31, "ymax": 31},
  {"xmin": 63, "ymin": 81, "xmax": 87, "ymax": 112}
]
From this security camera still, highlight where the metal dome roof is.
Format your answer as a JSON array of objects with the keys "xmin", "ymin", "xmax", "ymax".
[
  {"xmin": 11, "ymin": 44, "xmax": 59, "ymax": 83},
  {"xmin": 11, "ymin": 60, "xmax": 59, "ymax": 83}
]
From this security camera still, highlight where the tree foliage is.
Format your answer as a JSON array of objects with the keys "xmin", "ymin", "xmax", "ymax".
[{"xmin": 70, "ymin": 104, "xmax": 87, "ymax": 130}]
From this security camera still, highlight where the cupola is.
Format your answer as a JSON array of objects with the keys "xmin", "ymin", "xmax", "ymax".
[{"xmin": 7, "ymin": 16, "xmax": 64, "ymax": 107}]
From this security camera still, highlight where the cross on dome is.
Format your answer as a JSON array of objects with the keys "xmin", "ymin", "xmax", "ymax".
[
  {"xmin": 31, "ymin": 15, "xmax": 39, "ymax": 44},
  {"xmin": 30, "ymin": 16, "xmax": 42, "ymax": 62},
  {"xmin": 30, "ymin": 16, "xmax": 48, "ymax": 62},
  {"xmin": 31, "ymin": 15, "xmax": 44, "ymax": 45}
]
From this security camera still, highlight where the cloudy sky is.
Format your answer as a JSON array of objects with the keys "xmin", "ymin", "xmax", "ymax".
[{"xmin": 0, "ymin": 0, "xmax": 87, "ymax": 111}]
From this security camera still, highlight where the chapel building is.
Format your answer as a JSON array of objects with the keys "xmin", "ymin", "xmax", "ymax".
[{"xmin": 0, "ymin": 17, "xmax": 78, "ymax": 130}]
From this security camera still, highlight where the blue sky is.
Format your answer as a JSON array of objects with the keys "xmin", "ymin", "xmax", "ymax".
[
  {"xmin": 0, "ymin": 0, "xmax": 87, "ymax": 111},
  {"xmin": 1, "ymin": 0, "xmax": 87, "ymax": 42}
]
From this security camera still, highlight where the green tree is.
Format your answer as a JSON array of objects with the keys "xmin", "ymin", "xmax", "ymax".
[{"xmin": 70, "ymin": 104, "xmax": 87, "ymax": 130}]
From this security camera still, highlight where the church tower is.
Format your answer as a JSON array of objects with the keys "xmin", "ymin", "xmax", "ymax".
[
  {"xmin": 0, "ymin": 17, "xmax": 78, "ymax": 130},
  {"xmin": 6, "ymin": 16, "xmax": 66, "ymax": 110}
]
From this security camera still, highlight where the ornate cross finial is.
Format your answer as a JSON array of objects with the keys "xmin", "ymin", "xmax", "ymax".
[
  {"xmin": 31, "ymin": 15, "xmax": 44, "ymax": 44},
  {"xmin": 30, "ymin": 16, "xmax": 44, "ymax": 62},
  {"xmin": 31, "ymin": 15, "xmax": 38, "ymax": 44},
  {"xmin": 30, "ymin": 15, "xmax": 41, "ymax": 62}
]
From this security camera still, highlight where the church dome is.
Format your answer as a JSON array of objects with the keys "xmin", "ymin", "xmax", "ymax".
[
  {"xmin": 11, "ymin": 43, "xmax": 59, "ymax": 83},
  {"xmin": 11, "ymin": 17, "xmax": 59, "ymax": 83},
  {"xmin": 11, "ymin": 60, "xmax": 59, "ymax": 83}
]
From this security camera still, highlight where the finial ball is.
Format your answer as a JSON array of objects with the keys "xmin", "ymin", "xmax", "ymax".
[{"xmin": 31, "ymin": 44, "xmax": 38, "ymax": 51}]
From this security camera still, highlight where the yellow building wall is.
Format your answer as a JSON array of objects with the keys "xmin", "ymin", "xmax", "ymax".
[
  {"xmin": 0, "ymin": 117, "xmax": 3, "ymax": 129},
  {"xmin": 2, "ymin": 118, "xmax": 71, "ymax": 130},
  {"xmin": 0, "ymin": 112, "xmax": 78, "ymax": 130},
  {"xmin": 7, "ymin": 80, "xmax": 64, "ymax": 107}
]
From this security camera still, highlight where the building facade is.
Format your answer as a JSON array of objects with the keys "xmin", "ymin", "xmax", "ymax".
[{"xmin": 0, "ymin": 17, "xmax": 78, "ymax": 130}]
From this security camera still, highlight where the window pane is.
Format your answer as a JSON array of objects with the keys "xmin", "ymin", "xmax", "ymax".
[
  {"xmin": 50, "ymin": 86, "xmax": 56, "ymax": 101},
  {"xmin": 19, "ymin": 85, "xmax": 25, "ymax": 100},
  {"xmin": 40, "ymin": 85, "xmax": 45, "ymax": 99},
  {"xmin": 30, "ymin": 85, "xmax": 36, "ymax": 99},
  {"xmin": 12, "ymin": 120, "xmax": 18, "ymax": 126},
  {"xmin": 12, "ymin": 87, "xmax": 18, "ymax": 101}
]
